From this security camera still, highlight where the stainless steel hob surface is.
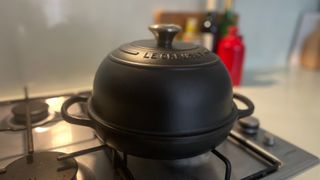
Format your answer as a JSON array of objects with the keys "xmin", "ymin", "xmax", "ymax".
[{"xmin": 0, "ymin": 92, "xmax": 318, "ymax": 180}]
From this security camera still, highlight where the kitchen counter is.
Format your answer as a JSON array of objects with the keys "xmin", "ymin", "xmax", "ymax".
[{"xmin": 235, "ymin": 67, "xmax": 320, "ymax": 179}]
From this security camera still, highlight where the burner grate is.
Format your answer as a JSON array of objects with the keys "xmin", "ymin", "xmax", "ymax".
[
  {"xmin": 0, "ymin": 87, "xmax": 78, "ymax": 180},
  {"xmin": 229, "ymin": 131, "xmax": 282, "ymax": 180},
  {"xmin": 212, "ymin": 149, "xmax": 231, "ymax": 180},
  {"xmin": 0, "ymin": 152, "xmax": 78, "ymax": 180},
  {"xmin": 1, "ymin": 90, "xmax": 318, "ymax": 180},
  {"xmin": 0, "ymin": 88, "xmax": 284, "ymax": 180},
  {"xmin": 47, "ymin": 130, "xmax": 283, "ymax": 180}
]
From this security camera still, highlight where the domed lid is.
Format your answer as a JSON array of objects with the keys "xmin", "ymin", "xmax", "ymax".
[{"xmin": 109, "ymin": 24, "xmax": 218, "ymax": 68}]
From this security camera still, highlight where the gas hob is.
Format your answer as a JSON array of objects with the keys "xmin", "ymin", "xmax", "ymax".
[{"xmin": 0, "ymin": 92, "xmax": 318, "ymax": 180}]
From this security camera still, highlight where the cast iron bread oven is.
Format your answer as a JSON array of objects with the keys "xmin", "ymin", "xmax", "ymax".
[{"xmin": 61, "ymin": 24, "xmax": 254, "ymax": 159}]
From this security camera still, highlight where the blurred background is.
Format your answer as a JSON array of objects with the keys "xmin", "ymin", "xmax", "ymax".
[
  {"xmin": 0, "ymin": 0, "xmax": 319, "ymax": 99},
  {"xmin": 0, "ymin": 0, "xmax": 319, "ymax": 179}
]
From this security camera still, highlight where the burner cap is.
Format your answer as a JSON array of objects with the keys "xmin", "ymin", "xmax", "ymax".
[
  {"xmin": 12, "ymin": 101, "xmax": 49, "ymax": 124},
  {"xmin": 0, "ymin": 152, "xmax": 78, "ymax": 180}
]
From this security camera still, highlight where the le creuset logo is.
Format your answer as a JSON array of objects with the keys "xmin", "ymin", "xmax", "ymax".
[{"xmin": 143, "ymin": 50, "xmax": 210, "ymax": 60}]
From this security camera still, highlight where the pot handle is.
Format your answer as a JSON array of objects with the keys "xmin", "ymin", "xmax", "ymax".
[
  {"xmin": 233, "ymin": 93, "xmax": 255, "ymax": 119},
  {"xmin": 61, "ymin": 96, "xmax": 94, "ymax": 128}
]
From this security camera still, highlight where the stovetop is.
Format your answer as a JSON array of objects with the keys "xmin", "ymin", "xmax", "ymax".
[{"xmin": 0, "ymin": 92, "xmax": 318, "ymax": 180}]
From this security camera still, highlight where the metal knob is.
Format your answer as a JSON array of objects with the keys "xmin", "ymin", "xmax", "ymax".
[
  {"xmin": 238, "ymin": 116, "xmax": 260, "ymax": 135},
  {"xmin": 264, "ymin": 133, "xmax": 276, "ymax": 147},
  {"xmin": 149, "ymin": 24, "xmax": 182, "ymax": 48}
]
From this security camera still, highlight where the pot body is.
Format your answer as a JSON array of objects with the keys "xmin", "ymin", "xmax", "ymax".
[
  {"xmin": 61, "ymin": 93, "xmax": 251, "ymax": 159},
  {"xmin": 91, "ymin": 55, "xmax": 234, "ymax": 136},
  {"xmin": 90, "ymin": 101, "xmax": 237, "ymax": 159},
  {"xmin": 89, "ymin": 55, "xmax": 236, "ymax": 159}
]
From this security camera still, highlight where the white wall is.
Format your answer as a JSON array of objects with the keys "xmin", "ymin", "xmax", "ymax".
[
  {"xmin": 0, "ymin": 0, "xmax": 23, "ymax": 100},
  {"xmin": 234, "ymin": 0, "xmax": 319, "ymax": 69},
  {"xmin": 0, "ymin": 0, "xmax": 318, "ymax": 100},
  {"xmin": 0, "ymin": 0, "xmax": 202, "ymax": 100}
]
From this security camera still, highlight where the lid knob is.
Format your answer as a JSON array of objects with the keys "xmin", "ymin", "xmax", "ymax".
[{"xmin": 149, "ymin": 24, "xmax": 182, "ymax": 48}]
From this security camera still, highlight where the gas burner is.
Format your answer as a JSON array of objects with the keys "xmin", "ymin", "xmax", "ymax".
[
  {"xmin": 12, "ymin": 101, "xmax": 49, "ymax": 124},
  {"xmin": 0, "ymin": 152, "xmax": 78, "ymax": 180},
  {"xmin": 0, "ymin": 104, "xmax": 59, "ymax": 131}
]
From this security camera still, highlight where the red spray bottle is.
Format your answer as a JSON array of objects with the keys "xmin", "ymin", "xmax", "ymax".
[{"xmin": 217, "ymin": 26, "xmax": 245, "ymax": 86}]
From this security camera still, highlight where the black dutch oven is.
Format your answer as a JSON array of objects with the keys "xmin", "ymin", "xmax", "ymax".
[{"xmin": 61, "ymin": 24, "xmax": 254, "ymax": 160}]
